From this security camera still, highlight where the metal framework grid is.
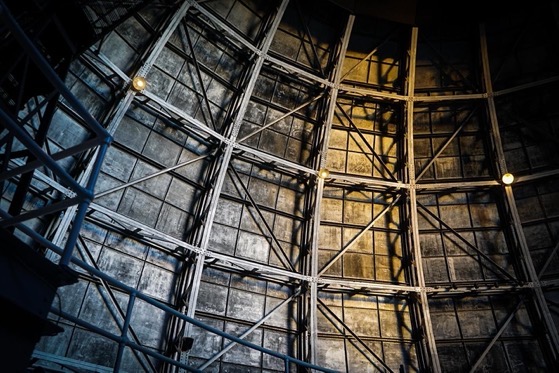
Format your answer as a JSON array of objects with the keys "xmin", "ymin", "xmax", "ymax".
[{"xmin": 2, "ymin": 0, "xmax": 559, "ymax": 372}]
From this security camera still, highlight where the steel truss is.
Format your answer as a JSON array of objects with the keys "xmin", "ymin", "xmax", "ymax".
[{"xmin": 2, "ymin": 0, "xmax": 559, "ymax": 372}]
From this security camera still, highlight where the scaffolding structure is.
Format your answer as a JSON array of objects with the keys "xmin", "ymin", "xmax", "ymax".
[{"xmin": 1, "ymin": 0, "xmax": 559, "ymax": 371}]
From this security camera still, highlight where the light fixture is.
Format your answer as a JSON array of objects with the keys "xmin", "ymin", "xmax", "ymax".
[
  {"xmin": 132, "ymin": 76, "xmax": 147, "ymax": 91},
  {"xmin": 318, "ymin": 168, "xmax": 330, "ymax": 179},
  {"xmin": 501, "ymin": 172, "xmax": 514, "ymax": 185}
]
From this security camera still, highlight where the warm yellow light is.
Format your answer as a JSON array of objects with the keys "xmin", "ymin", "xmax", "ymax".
[
  {"xmin": 501, "ymin": 173, "xmax": 514, "ymax": 185},
  {"xmin": 318, "ymin": 168, "xmax": 330, "ymax": 179},
  {"xmin": 132, "ymin": 76, "xmax": 147, "ymax": 91}
]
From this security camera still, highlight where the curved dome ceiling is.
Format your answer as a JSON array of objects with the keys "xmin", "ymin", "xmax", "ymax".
[{"xmin": 328, "ymin": 0, "xmax": 535, "ymax": 25}]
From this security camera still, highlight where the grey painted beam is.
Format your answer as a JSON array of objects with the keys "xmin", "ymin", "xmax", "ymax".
[
  {"xmin": 406, "ymin": 26, "xmax": 442, "ymax": 373},
  {"xmin": 308, "ymin": 12, "xmax": 355, "ymax": 365},
  {"xmin": 178, "ymin": 5, "xmax": 291, "ymax": 367},
  {"xmin": 480, "ymin": 22, "xmax": 559, "ymax": 362}
]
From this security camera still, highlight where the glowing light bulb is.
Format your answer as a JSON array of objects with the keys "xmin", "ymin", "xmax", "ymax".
[
  {"xmin": 501, "ymin": 173, "xmax": 514, "ymax": 185},
  {"xmin": 132, "ymin": 76, "xmax": 147, "ymax": 91},
  {"xmin": 318, "ymin": 168, "xmax": 330, "ymax": 179}
]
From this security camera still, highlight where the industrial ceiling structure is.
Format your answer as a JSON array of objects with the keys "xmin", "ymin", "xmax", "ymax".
[{"xmin": 1, "ymin": 0, "xmax": 559, "ymax": 372}]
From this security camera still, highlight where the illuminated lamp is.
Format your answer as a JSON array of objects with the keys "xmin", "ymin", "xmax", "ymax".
[
  {"xmin": 501, "ymin": 172, "xmax": 514, "ymax": 185},
  {"xmin": 318, "ymin": 168, "xmax": 330, "ymax": 179},
  {"xmin": 132, "ymin": 76, "xmax": 147, "ymax": 91}
]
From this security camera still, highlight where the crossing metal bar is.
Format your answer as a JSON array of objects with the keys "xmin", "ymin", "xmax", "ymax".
[
  {"xmin": 4, "ymin": 205, "xmax": 338, "ymax": 372},
  {"xmin": 95, "ymin": 153, "xmax": 212, "ymax": 198},
  {"xmin": 55, "ymin": 240, "xmax": 338, "ymax": 372},
  {"xmin": 8, "ymin": 158, "xmax": 76, "ymax": 198},
  {"xmin": 238, "ymin": 94, "xmax": 325, "ymax": 143},
  {"xmin": 318, "ymin": 194, "xmax": 401, "ymax": 276},
  {"xmin": 294, "ymin": 0, "xmax": 325, "ymax": 77},
  {"xmin": 115, "ymin": 292, "xmax": 137, "ymax": 369},
  {"xmin": 179, "ymin": 21, "xmax": 217, "ymax": 130},
  {"xmin": 0, "ymin": 137, "xmax": 103, "ymax": 185},
  {"xmin": 317, "ymin": 298, "xmax": 394, "ymax": 372},
  {"xmin": 538, "ymin": 240, "xmax": 559, "ymax": 279},
  {"xmin": 227, "ymin": 167, "xmax": 296, "ymax": 271},
  {"xmin": 0, "ymin": 196, "xmax": 81, "ymax": 228},
  {"xmin": 0, "ymin": 109, "xmax": 92, "ymax": 198},
  {"xmin": 416, "ymin": 201, "xmax": 519, "ymax": 283},
  {"xmin": 335, "ymin": 102, "xmax": 399, "ymax": 181},
  {"xmin": 197, "ymin": 291, "xmax": 300, "ymax": 370},
  {"xmin": 75, "ymin": 236, "xmax": 156, "ymax": 371},
  {"xmin": 415, "ymin": 109, "xmax": 477, "ymax": 181},
  {"xmin": 0, "ymin": 0, "xmax": 112, "ymax": 266},
  {"xmin": 339, "ymin": 29, "xmax": 396, "ymax": 81},
  {"xmin": 468, "ymin": 297, "xmax": 524, "ymax": 373},
  {"xmin": 89, "ymin": 203, "xmax": 310, "ymax": 280},
  {"xmin": 137, "ymin": 0, "xmax": 192, "ymax": 77},
  {"xmin": 60, "ymin": 138, "xmax": 110, "ymax": 266}
]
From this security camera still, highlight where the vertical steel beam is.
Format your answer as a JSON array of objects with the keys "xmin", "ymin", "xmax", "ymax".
[
  {"xmin": 480, "ymin": 22, "xmax": 559, "ymax": 362},
  {"xmin": 309, "ymin": 176, "xmax": 323, "ymax": 365},
  {"xmin": 178, "ymin": 1, "xmax": 290, "ymax": 368},
  {"xmin": 115, "ymin": 291, "xmax": 137, "ymax": 370},
  {"xmin": 308, "ymin": 13, "xmax": 354, "ymax": 365},
  {"xmin": 505, "ymin": 185, "xmax": 559, "ymax": 358},
  {"xmin": 405, "ymin": 26, "xmax": 442, "ymax": 372},
  {"xmin": 318, "ymin": 15, "xmax": 354, "ymax": 169},
  {"xmin": 478, "ymin": 26, "xmax": 506, "ymax": 176}
]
